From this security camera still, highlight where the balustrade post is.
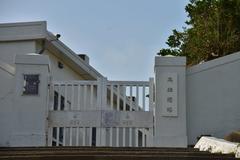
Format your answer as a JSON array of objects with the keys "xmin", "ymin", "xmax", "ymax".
[{"xmin": 96, "ymin": 77, "xmax": 108, "ymax": 146}]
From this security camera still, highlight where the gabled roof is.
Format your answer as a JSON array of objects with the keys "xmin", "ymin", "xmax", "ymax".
[{"xmin": 0, "ymin": 21, "xmax": 103, "ymax": 80}]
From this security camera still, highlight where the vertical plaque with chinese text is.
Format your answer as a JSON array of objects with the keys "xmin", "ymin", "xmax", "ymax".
[{"xmin": 161, "ymin": 73, "xmax": 178, "ymax": 117}]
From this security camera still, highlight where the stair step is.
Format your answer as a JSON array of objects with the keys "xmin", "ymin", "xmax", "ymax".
[{"xmin": 0, "ymin": 147, "xmax": 236, "ymax": 160}]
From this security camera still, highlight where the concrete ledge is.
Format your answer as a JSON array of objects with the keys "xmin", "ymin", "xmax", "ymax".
[
  {"xmin": 0, "ymin": 21, "xmax": 47, "ymax": 41},
  {"xmin": 194, "ymin": 136, "xmax": 240, "ymax": 158}
]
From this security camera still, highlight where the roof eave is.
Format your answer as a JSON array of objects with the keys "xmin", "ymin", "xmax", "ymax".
[{"xmin": 46, "ymin": 32, "xmax": 103, "ymax": 80}]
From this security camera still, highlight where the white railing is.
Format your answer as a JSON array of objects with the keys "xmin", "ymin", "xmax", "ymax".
[{"xmin": 48, "ymin": 78, "xmax": 154, "ymax": 147}]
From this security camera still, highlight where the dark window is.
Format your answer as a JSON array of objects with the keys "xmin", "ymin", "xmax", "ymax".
[
  {"xmin": 52, "ymin": 127, "xmax": 64, "ymax": 146},
  {"xmin": 23, "ymin": 74, "xmax": 40, "ymax": 95},
  {"xmin": 54, "ymin": 91, "xmax": 65, "ymax": 110},
  {"xmin": 59, "ymin": 127, "xmax": 64, "ymax": 143},
  {"xmin": 92, "ymin": 127, "xmax": 96, "ymax": 146},
  {"xmin": 53, "ymin": 127, "xmax": 57, "ymax": 139}
]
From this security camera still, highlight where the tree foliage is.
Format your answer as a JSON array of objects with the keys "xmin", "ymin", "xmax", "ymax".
[{"xmin": 158, "ymin": 0, "xmax": 240, "ymax": 65}]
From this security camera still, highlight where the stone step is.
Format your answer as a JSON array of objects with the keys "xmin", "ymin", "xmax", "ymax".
[
  {"xmin": 0, "ymin": 147, "xmax": 236, "ymax": 160},
  {"xmin": 0, "ymin": 154, "xmax": 236, "ymax": 160},
  {"xmin": 0, "ymin": 146, "xmax": 200, "ymax": 152}
]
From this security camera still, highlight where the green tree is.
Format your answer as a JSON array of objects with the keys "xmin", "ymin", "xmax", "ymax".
[{"xmin": 158, "ymin": 0, "xmax": 240, "ymax": 65}]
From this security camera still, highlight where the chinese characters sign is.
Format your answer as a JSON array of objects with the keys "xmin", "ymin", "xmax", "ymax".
[
  {"xmin": 101, "ymin": 111, "xmax": 153, "ymax": 128},
  {"xmin": 49, "ymin": 110, "xmax": 153, "ymax": 128},
  {"xmin": 162, "ymin": 73, "xmax": 178, "ymax": 117}
]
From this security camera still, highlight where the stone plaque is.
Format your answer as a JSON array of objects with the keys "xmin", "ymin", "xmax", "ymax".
[
  {"xmin": 101, "ymin": 111, "xmax": 153, "ymax": 128},
  {"xmin": 161, "ymin": 73, "xmax": 178, "ymax": 117},
  {"xmin": 49, "ymin": 111, "xmax": 101, "ymax": 127}
]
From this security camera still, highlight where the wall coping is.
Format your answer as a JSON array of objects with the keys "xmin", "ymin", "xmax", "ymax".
[{"xmin": 187, "ymin": 51, "xmax": 240, "ymax": 75}]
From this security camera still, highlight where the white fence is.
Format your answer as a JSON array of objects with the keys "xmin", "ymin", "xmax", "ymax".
[{"xmin": 48, "ymin": 78, "xmax": 155, "ymax": 147}]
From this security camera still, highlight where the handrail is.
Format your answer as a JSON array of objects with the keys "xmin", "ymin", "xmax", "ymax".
[
  {"xmin": 0, "ymin": 60, "xmax": 15, "ymax": 76},
  {"xmin": 52, "ymin": 80, "xmax": 98, "ymax": 85},
  {"xmin": 107, "ymin": 81, "xmax": 149, "ymax": 86}
]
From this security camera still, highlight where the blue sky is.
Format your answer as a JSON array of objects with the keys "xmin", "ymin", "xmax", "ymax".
[{"xmin": 0, "ymin": 0, "xmax": 189, "ymax": 80}]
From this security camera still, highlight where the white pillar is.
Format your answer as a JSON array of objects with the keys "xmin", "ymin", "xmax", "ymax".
[
  {"xmin": 10, "ymin": 54, "xmax": 50, "ymax": 146},
  {"xmin": 96, "ymin": 77, "xmax": 107, "ymax": 146},
  {"xmin": 154, "ymin": 56, "xmax": 187, "ymax": 147}
]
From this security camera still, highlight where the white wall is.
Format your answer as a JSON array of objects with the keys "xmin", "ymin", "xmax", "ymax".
[
  {"xmin": 43, "ymin": 50, "xmax": 84, "ymax": 81},
  {"xmin": 187, "ymin": 52, "xmax": 240, "ymax": 145},
  {"xmin": 0, "ymin": 68, "xmax": 15, "ymax": 146},
  {"xmin": 0, "ymin": 41, "xmax": 36, "ymax": 146},
  {"xmin": 0, "ymin": 41, "xmax": 36, "ymax": 65}
]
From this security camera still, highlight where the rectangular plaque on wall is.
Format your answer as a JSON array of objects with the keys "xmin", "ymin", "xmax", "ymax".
[
  {"xmin": 161, "ymin": 73, "xmax": 178, "ymax": 117},
  {"xmin": 23, "ymin": 74, "xmax": 40, "ymax": 95}
]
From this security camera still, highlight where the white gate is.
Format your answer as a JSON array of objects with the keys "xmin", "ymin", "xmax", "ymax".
[{"xmin": 47, "ymin": 78, "xmax": 155, "ymax": 147}]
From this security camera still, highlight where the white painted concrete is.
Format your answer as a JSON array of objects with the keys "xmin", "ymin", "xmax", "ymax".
[
  {"xmin": 10, "ymin": 54, "xmax": 50, "ymax": 146},
  {"xmin": 0, "ymin": 41, "xmax": 36, "ymax": 65},
  {"xmin": 0, "ymin": 41, "xmax": 36, "ymax": 146},
  {"xmin": 0, "ymin": 65, "xmax": 15, "ymax": 146},
  {"xmin": 0, "ymin": 21, "xmax": 46, "ymax": 41},
  {"xmin": 187, "ymin": 52, "xmax": 240, "ymax": 145},
  {"xmin": 43, "ymin": 50, "xmax": 85, "ymax": 80},
  {"xmin": 154, "ymin": 56, "xmax": 187, "ymax": 147}
]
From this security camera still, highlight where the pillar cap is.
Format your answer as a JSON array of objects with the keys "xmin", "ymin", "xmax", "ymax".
[
  {"xmin": 15, "ymin": 54, "xmax": 50, "ymax": 71},
  {"xmin": 155, "ymin": 56, "xmax": 186, "ymax": 67}
]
